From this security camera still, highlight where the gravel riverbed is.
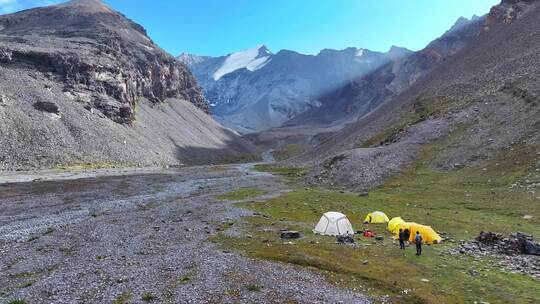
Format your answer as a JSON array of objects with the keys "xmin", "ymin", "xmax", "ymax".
[{"xmin": 0, "ymin": 163, "xmax": 369, "ymax": 303}]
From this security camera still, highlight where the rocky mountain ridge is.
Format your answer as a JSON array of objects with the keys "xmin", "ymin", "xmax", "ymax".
[
  {"xmin": 0, "ymin": 0, "xmax": 208, "ymax": 124},
  {"xmin": 287, "ymin": 15, "xmax": 486, "ymax": 128},
  {"xmin": 0, "ymin": 0, "xmax": 257, "ymax": 170},
  {"xmin": 292, "ymin": 0, "xmax": 540, "ymax": 191}
]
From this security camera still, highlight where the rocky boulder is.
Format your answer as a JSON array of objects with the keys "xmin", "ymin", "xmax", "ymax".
[
  {"xmin": 475, "ymin": 231, "xmax": 504, "ymax": 246},
  {"xmin": 461, "ymin": 231, "xmax": 540, "ymax": 256},
  {"xmin": 33, "ymin": 101, "xmax": 60, "ymax": 114}
]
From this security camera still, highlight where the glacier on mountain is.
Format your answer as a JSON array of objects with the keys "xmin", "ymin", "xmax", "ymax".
[{"xmin": 212, "ymin": 45, "xmax": 272, "ymax": 80}]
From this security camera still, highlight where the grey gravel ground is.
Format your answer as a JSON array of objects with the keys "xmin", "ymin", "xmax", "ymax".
[{"xmin": 0, "ymin": 163, "xmax": 369, "ymax": 304}]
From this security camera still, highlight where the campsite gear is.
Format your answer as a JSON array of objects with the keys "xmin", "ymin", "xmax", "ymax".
[
  {"xmin": 363, "ymin": 230, "xmax": 376, "ymax": 237},
  {"xmin": 363, "ymin": 211, "xmax": 390, "ymax": 224},
  {"xmin": 280, "ymin": 231, "xmax": 301, "ymax": 239},
  {"xmin": 415, "ymin": 232, "xmax": 423, "ymax": 255},
  {"xmin": 337, "ymin": 235, "xmax": 355, "ymax": 244},
  {"xmin": 313, "ymin": 212, "xmax": 354, "ymax": 236},
  {"xmin": 393, "ymin": 222, "xmax": 442, "ymax": 244},
  {"xmin": 388, "ymin": 217, "xmax": 406, "ymax": 233},
  {"xmin": 523, "ymin": 239, "xmax": 540, "ymax": 255}
]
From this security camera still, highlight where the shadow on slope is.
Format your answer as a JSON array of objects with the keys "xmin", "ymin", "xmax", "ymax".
[{"xmin": 175, "ymin": 128, "xmax": 261, "ymax": 165}]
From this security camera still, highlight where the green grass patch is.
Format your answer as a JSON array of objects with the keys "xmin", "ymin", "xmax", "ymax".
[
  {"xmin": 246, "ymin": 284, "xmax": 262, "ymax": 292},
  {"xmin": 358, "ymin": 97, "xmax": 467, "ymax": 148},
  {"xmin": 253, "ymin": 164, "xmax": 308, "ymax": 183},
  {"xmin": 217, "ymin": 188, "xmax": 268, "ymax": 201},
  {"xmin": 112, "ymin": 292, "xmax": 132, "ymax": 304},
  {"xmin": 54, "ymin": 162, "xmax": 136, "ymax": 171},
  {"xmin": 272, "ymin": 144, "xmax": 304, "ymax": 161},
  {"xmin": 9, "ymin": 300, "xmax": 27, "ymax": 304},
  {"xmin": 141, "ymin": 292, "xmax": 157, "ymax": 302},
  {"xmin": 11, "ymin": 272, "xmax": 33, "ymax": 279},
  {"xmin": 216, "ymin": 138, "xmax": 540, "ymax": 303},
  {"xmin": 27, "ymin": 235, "xmax": 40, "ymax": 242},
  {"xmin": 19, "ymin": 281, "xmax": 33, "ymax": 288}
]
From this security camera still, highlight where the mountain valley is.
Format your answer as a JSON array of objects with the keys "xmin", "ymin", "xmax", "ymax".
[{"xmin": 1, "ymin": 0, "xmax": 539, "ymax": 303}]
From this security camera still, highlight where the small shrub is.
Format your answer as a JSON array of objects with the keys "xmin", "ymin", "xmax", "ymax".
[
  {"xmin": 9, "ymin": 300, "xmax": 27, "ymax": 304},
  {"xmin": 179, "ymin": 276, "xmax": 190, "ymax": 284},
  {"xmin": 246, "ymin": 284, "xmax": 261, "ymax": 292},
  {"xmin": 20, "ymin": 281, "xmax": 33, "ymax": 288}
]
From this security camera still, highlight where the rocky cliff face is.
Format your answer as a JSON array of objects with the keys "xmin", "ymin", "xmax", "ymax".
[
  {"xmin": 484, "ymin": 0, "xmax": 538, "ymax": 29},
  {"xmin": 0, "ymin": 0, "xmax": 208, "ymax": 124},
  {"xmin": 0, "ymin": 0, "xmax": 257, "ymax": 170},
  {"xmin": 180, "ymin": 45, "xmax": 410, "ymax": 132}
]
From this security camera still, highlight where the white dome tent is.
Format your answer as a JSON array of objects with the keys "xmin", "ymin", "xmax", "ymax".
[{"xmin": 313, "ymin": 212, "xmax": 355, "ymax": 236}]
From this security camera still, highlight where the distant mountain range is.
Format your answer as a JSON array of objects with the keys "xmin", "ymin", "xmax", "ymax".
[
  {"xmin": 180, "ymin": 14, "xmax": 488, "ymax": 134},
  {"xmin": 179, "ymin": 45, "xmax": 412, "ymax": 132},
  {"xmin": 287, "ymin": 14, "xmax": 486, "ymax": 128}
]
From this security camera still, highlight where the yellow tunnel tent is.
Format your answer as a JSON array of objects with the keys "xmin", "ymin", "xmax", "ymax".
[
  {"xmin": 394, "ymin": 222, "xmax": 443, "ymax": 244},
  {"xmin": 363, "ymin": 211, "xmax": 390, "ymax": 224},
  {"xmin": 387, "ymin": 217, "xmax": 405, "ymax": 233}
]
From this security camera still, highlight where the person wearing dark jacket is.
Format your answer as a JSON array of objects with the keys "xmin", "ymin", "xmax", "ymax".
[
  {"xmin": 398, "ymin": 229, "xmax": 405, "ymax": 249},
  {"xmin": 403, "ymin": 229, "xmax": 411, "ymax": 244},
  {"xmin": 415, "ymin": 231, "xmax": 423, "ymax": 256}
]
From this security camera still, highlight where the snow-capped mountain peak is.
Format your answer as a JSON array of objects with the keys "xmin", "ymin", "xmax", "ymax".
[
  {"xmin": 355, "ymin": 48, "xmax": 365, "ymax": 57},
  {"xmin": 212, "ymin": 45, "xmax": 272, "ymax": 80}
]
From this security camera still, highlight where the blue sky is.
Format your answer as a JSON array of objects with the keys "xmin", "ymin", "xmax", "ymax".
[{"xmin": 1, "ymin": 0, "xmax": 499, "ymax": 56}]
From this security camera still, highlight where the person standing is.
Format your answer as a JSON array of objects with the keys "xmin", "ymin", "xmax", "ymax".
[
  {"xmin": 415, "ymin": 231, "xmax": 423, "ymax": 256},
  {"xmin": 398, "ymin": 228, "xmax": 405, "ymax": 250},
  {"xmin": 403, "ymin": 229, "xmax": 411, "ymax": 246}
]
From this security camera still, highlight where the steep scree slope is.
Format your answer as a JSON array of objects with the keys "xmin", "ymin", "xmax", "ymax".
[
  {"xmin": 292, "ymin": 0, "xmax": 540, "ymax": 191},
  {"xmin": 0, "ymin": 0, "xmax": 256, "ymax": 170}
]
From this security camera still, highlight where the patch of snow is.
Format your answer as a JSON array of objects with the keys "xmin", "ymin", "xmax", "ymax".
[
  {"xmin": 213, "ymin": 45, "xmax": 271, "ymax": 80},
  {"xmin": 355, "ymin": 48, "xmax": 365, "ymax": 57},
  {"xmin": 140, "ymin": 43, "xmax": 154, "ymax": 51},
  {"xmin": 210, "ymin": 103, "xmax": 217, "ymax": 107}
]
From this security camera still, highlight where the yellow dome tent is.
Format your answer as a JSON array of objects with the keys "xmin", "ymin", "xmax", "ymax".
[
  {"xmin": 387, "ymin": 217, "xmax": 405, "ymax": 233},
  {"xmin": 394, "ymin": 222, "xmax": 443, "ymax": 244},
  {"xmin": 363, "ymin": 211, "xmax": 390, "ymax": 224}
]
